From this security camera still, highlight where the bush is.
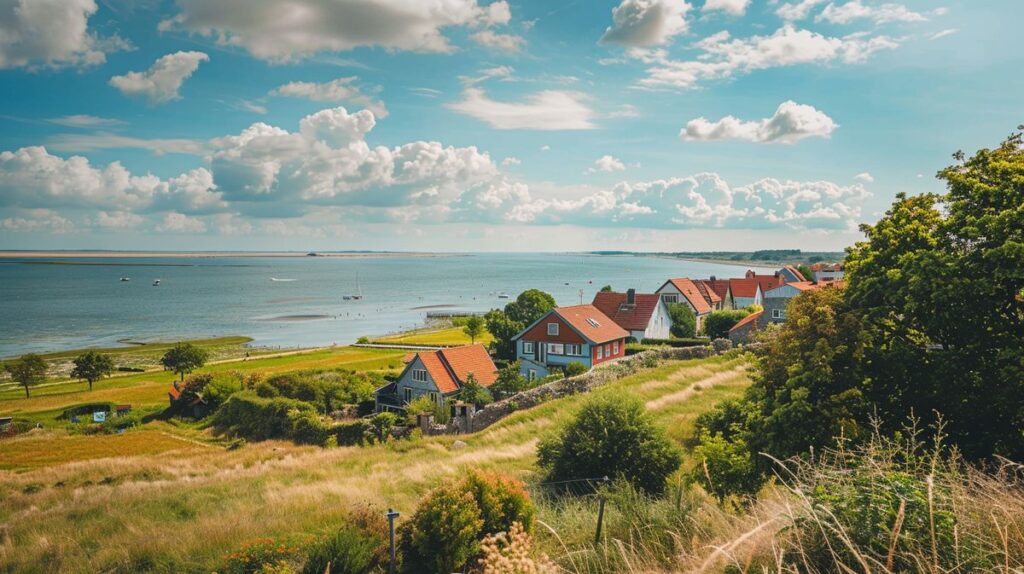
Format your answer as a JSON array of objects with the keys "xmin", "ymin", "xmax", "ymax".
[
  {"xmin": 212, "ymin": 392, "xmax": 315, "ymax": 441},
  {"xmin": 368, "ymin": 412, "xmax": 398, "ymax": 443},
  {"xmin": 399, "ymin": 486, "xmax": 483, "ymax": 574},
  {"xmin": 204, "ymin": 373, "xmax": 245, "ymax": 409},
  {"xmin": 667, "ymin": 303, "xmax": 696, "ymax": 338},
  {"xmin": 404, "ymin": 396, "xmax": 450, "ymax": 425},
  {"xmin": 332, "ymin": 419, "xmax": 371, "ymax": 446},
  {"xmin": 702, "ymin": 309, "xmax": 751, "ymax": 340},
  {"xmin": 288, "ymin": 409, "xmax": 332, "ymax": 446},
  {"xmin": 639, "ymin": 338, "xmax": 707, "ymax": 348},
  {"xmin": 220, "ymin": 537, "xmax": 304, "ymax": 574},
  {"xmin": 458, "ymin": 373, "xmax": 493, "ymax": 406},
  {"xmin": 563, "ymin": 362, "xmax": 588, "ymax": 378},
  {"xmin": 490, "ymin": 361, "xmax": 527, "ymax": 399},
  {"xmin": 461, "ymin": 469, "xmax": 535, "ymax": 535},
  {"xmin": 537, "ymin": 393, "xmax": 682, "ymax": 495},
  {"xmin": 302, "ymin": 506, "xmax": 389, "ymax": 574}
]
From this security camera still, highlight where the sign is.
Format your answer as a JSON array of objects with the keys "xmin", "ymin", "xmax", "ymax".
[{"xmin": 92, "ymin": 411, "xmax": 106, "ymax": 423}]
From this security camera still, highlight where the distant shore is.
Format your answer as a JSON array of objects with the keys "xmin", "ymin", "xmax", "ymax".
[{"xmin": 0, "ymin": 250, "xmax": 462, "ymax": 259}]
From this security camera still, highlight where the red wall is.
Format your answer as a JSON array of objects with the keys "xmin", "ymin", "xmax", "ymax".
[
  {"xmin": 520, "ymin": 314, "xmax": 585, "ymax": 344},
  {"xmin": 592, "ymin": 338, "xmax": 625, "ymax": 365}
]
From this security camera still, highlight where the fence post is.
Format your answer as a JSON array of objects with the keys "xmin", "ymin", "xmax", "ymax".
[
  {"xmin": 594, "ymin": 476, "xmax": 610, "ymax": 545},
  {"xmin": 387, "ymin": 508, "xmax": 400, "ymax": 574}
]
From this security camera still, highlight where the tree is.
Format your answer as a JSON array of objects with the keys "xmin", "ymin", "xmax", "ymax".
[
  {"xmin": 485, "ymin": 289, "xmax": 556, "ymax": 360},
  {"xmin": 463, "ymin": 315, "xmax": 485, "ymax": 344},
  {"xmin": 504, "ymin": 289, "xmax": 556, "ymax": 325},
  {"xmin": 160, "ymin": 343, "xmax": 209, "ymax": 381},
  {"xmin": 490, "ymin": 361, "xmax": 527, "ymax": 399},
  {"xmin": 796, "ymin": 263, "xmax": 815, "ymax": 282},
  {"xmin": 5, "ymin": 354, "xmax": 47, "ymax": 398},
  {"xmin": 599, "ymin": 284, "xmax": 613, "ymax": 292},
  {"xmin": 537, "ymin": 393, "xmax": 682, "ymax": 495},
  {"xmin": 458, "ymin": 373, "xmax": 493, "ymax": 406},
  {"xmin": 399, "ymin": 486, "xmax": 484, "ymax": 574},
  {"xmin": 70, "ymin": 351, "xmax": 114, "ymax": 391},
  {"xmin": 703, "ymin": 309, "xmax": 751, "ymax": 340},
  {"xmin": 667, "ymin": 303, "xmax": 696, "ymax": 338}
]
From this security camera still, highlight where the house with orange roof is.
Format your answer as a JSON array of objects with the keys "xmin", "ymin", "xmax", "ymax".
[
  {"xmin": 512, "ymin": 304, "xmax": 629, "ymax": 380},
  {"xmin": 656, "ymin": 277, "xmax": 714, "ymax": 331},
  {"xmin": 810, "ymin": 262, "xmax": 845, "ymax": 281},
  {"xmin": 374, "ymin": 343, "xmax": 497, "ymax": 412},
  {"xmin": 699, "ymin": 277, "xmax": 731, "ymax": 309},
  {"xmin": 591, "ymin": 289, "xmax": 671, "ymax": 340},
  {"xmin": 728, "ymin": 310, "xmax": 764, "ymax": 344}
]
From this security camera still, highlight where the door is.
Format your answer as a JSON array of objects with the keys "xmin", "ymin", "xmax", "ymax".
[{"xmin": 539, "ymin": 342, "xmax": 546, "ymax": 364}]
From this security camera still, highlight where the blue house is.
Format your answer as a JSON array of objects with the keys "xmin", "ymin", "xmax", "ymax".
[{"xmin": 512, "ymin": 305, "xmax": 629, "ymax": 380}]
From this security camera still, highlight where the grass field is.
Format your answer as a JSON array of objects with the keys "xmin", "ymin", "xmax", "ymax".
[
  {"xmin": 0, "ymin": 354, "xmax": 751, "ymax": 573},
  {"xmin": 0, "ymin": 430, "xmax": 209, "ymax": 471},
  {"xmin": 374, "ymin": 325, "xmax": 493, "ymax": 346}
]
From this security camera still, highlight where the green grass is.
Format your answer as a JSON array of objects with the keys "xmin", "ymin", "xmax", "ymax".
[
  {"xmin": 373, "ymin": 326, "xmax": 493, "ymax": 346},
  {"xmin": 0, "ymin": 354, "xmax": 751, "ymax": 573},
  {"xmin": 0, "ymin": 430, "xmax": 209, "ymax": 471}
]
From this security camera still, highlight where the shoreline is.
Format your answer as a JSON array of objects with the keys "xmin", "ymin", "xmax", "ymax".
[{"xmin": 0, "ymin": 250, "xmax": 464, "ymax": 259}]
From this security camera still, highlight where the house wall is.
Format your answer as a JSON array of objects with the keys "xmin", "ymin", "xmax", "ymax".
[
  {"xmin": 656, "ymin": 285, "xmax": 708, "ymax": 332},
  {"xmin": 592, "ymin": 338, "xmax": 625, "ymax": 366},
  {"xmin": 394, "ymin": 356, "xmax": 446, "ymax": 406},
  {"xmin": 761, "ymin": 297, "xmax": 789, "ymax": 326},
  {"xmin": 519, "ymin": 315, "xmax": 586, "ymax": 344},
  {"xmin": 814, "ymin": 269, "xmax": 844, "ymax": 281},
  {"xmin": 644, "ymin": 299, "xmax": 672, "ymax": 339},
  {"xmin": 729, "ymin": 321, "xmax": 758, "ymax": 345}
]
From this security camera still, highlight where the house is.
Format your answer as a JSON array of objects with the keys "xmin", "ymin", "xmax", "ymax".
[
  {"xmin": 699, "ymin": 277, "xmax": 731, "ymax": 309},
  {"xmin": 727, "ymin": 270, "xmax": 786, "ymax": 309},
  {"xmin": 810, "ymin": 262, "xmax": 845, "ymax": 281},
  {"xmin": 513, "ymin": 305, "xmax": 628, "ymax": 380},
  {"xmin": 761, "ymin": 281, "xmax": 821, "ymax": 324},
  {"xmin": 729, "ymin": 310, "xmax": 764, "ymax": 344},
  {"xmin": 693, "ymin": 280, "xmax": 724, "ymax": 311},
  {"xmin": 375, "ymin": 344, "xmax": 497, "ymax": 412},
  {"xmin": 656, "ymin": 278, "xmax": 713, "ymax": 331},
  {"xmin": 592, "ymin": 289, "xmax": 672, "ymax": 340},
  {"xmin": 778, "ymin": 265, "xmax": 807, "ymax": 283}
]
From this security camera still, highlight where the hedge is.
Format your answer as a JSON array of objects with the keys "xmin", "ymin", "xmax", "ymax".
[
  {"xmin": 640, "ymin": 337, "xmax": 708, "ymax": 348},
  {"xmin": 212, "ymin": 391, "xmax": 315, "ymax": 441}
]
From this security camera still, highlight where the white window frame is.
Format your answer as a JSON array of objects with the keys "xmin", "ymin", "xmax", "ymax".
[
  {"xmin": 662, "ymin": 294, "xmax": 679, "ymax": 303},
  {"xmin": 604, "ymin": 344, "xmax": 611, "ymax": 357},
  {"xmin": 548, "ymin": 343, "xmax": 564, "ymax": 355},
  {"xmin": 547, "ymin": 322, "xmax": 559, "ymax": 336},
  {"xmin": 523, "ymin": 341, "xmax": 534, "ymax": 354},
  {"xmin": 429, "ymin": 392, "xmax": 439, "ymax": 404},
  {"xmin": 772, "ymin": 309, "xmax": 783, "ymax": 319},
  {"xmin": 528, "ymin": 369, "xmax": 537, "ymax": 381},
  {"xmin": 412, "ymin": 369, "xmax": 428, "ymax": 383},
  {"xmin": 613, "ymin": 341, "xmax": 619, "ymax": 355},
  {"xmin": 403, "ymin": 387, "xmax": 413, "ymax": 402},
  {"xmin": 565, "ymin": 344, "xmax": 581, "ymax": 356},
  {"xmin": 596, "ymin": 346, "xmax": 603, "ymax": 360}
]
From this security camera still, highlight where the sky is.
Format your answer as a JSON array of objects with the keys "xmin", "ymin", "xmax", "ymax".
[{"xmin": 0, "ymin": 0, "xmax": 1020, "ymax": 252}]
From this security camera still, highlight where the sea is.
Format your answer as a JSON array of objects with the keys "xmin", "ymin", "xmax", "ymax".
[{"xmin": 0, "ymin": 253, "xmax": 775, "ymax": 357}]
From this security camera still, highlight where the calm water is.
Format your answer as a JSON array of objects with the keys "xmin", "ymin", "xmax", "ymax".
[{"xmin": 0, "ymin": 253, "xmax": 774, "ymax": 357}]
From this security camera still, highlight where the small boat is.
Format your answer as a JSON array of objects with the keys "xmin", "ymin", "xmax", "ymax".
[
  {"xmin": 497, "ymin": 292, "xmax": 510, "ymax": 299},
  {"xmin": 270, "ymin": 277, "xmax": 296, "ymax": 282},
  {"xmin": 152, "ymin": 279, "xmax": 161, "ymax": 286},
  {"xmin": 343, "ymin": 273, "xmax": 363, "ymax": 301},
  {"xmin": 120, "ymin": 277, "xmax": 130, "ymax": 282}
]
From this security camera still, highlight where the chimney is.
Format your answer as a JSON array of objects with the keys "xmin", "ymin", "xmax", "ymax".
[
  {"xmin": 745, "ymin": 269, "xmax": 755, "ymax": 279},
  {"xmin": 710, "ymin": 275, "xmax": 716, "ymax": 282},
  {"xmin": 627, "ymin": 288, "xmax": 636, "ymax": 305}
]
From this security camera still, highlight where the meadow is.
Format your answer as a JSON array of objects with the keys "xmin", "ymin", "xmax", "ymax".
[
  {"xmin": 0, "ymin": 354, "xmax": 751, "ymax": 573},
  {"xmin": 372, "ymin": 325, "xmax": 493, "ymax": 347}
]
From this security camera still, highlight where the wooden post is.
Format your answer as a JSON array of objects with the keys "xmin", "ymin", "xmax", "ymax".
[
  {"xmin": 594, "ymin": 476, "xmax": 610, "ymax": 545},
  {"xmin": 387, "ymin": 508, "xmax": 400, "ymax": 574}
]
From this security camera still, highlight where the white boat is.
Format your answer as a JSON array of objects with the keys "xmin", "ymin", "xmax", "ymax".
[
  {"xmin": 120, "ymin": 277, "xmax": 130, "ymax": 282},
  {"xmin": 270, "ymin": 277, "xmax": 296, "ymax": 282},
  {"xmin": 497, "ymin": 292, "xmax": 510, "ymax": 299},
  {"xmin": 343, "ymin": 273, "xmax": 363, "ymax": 301},
  {"xmin": 152, "ymin": 279, "xmax": 161, "ymax": 286}
]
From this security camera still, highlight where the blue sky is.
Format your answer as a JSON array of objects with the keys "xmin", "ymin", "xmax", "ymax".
[{"xmin": 0, "ymin": 0, "xmax": 1020, "ymax": 252}]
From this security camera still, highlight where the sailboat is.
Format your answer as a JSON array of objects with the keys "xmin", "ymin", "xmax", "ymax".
[{"xmin": 342, "ymin": 273, "xmax": 363, "ymax": 301}]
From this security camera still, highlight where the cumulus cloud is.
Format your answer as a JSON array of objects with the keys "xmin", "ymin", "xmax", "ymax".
[
  {"xmin": 160, "ymin": 0, "xmax": 514, "ymax": 62},
  {"xmin": 637, "ymin": 25, "xmax": 899, "ymax": 89},
  {"xmin": 470, "ymin": 30, "xmax": 526, "ymax": 53},
  {"xmin": 818, "ymin": 1, "xmax": 927, "ymax": 25},
  {"xmin": 93, "ymin": 210, "xmax": 145, "ymax": 229},
  {"xmin": 109, "ymin": 51, "xmax": 209, "ymax": 104},
  {"xmin": 775, "ymin": 0, "xmax": 827, "ymax": 21},
  {"xmin": 587, "ymin": 155, "xmax": 627, "ymax": 174},
  {"xmin": 1, "ymin": 209, "xmax": 74, "ymax": 233},
  {"xmin": 0, "ymin": 0, "xmax": 130, "ymax": 69},
  {"xmin": 447, "ymin": 88, "xmax": 596, "ymax": 130},
  {"xmin": 600, "ymin": 0, "xmax": 692, "ymax": 47},
  {"xmin": 703, "ymin": 0, "xmax": 751, "ymax": 16},
  {"xmin": 156, "ymin": 212, "xmax": 206, "ymax": 233},
  {"xmin": 609, "ymin": 104, "xmax": 641, "ymax": 118},
  {"xmin": 272, "ymin": 77, "xmax": 388, "ymax": 118},
  {"xmin": 501, "ymin": 157, "xmax": 521, "ymax": 167},
  {"xmin": 46, "ymin": 115, "xmax": 126, "ymax": 128},
  {"xmin": 854, "ymin": 172, "xmax": 874, "ymax": 182},
  {"xmin": 681, "ymin": 101, "xmax": 838, "ymax": 144},
  {"xmin": 47, "ymin": 133, "xmax": 204, "ymax": 156}
]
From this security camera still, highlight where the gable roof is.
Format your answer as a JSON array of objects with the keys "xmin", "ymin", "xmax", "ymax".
[
  {"xmin": 591, "ymin": 291, "xmax": 662, "ymax": 331},
  {"xmin": 782, "ymin": 265, "xmax": 807, "ymax": 282},
  {"xmin": 701, "ymin": 278, "xmax": 730, "ymax": 301},
  {"xmin": 730, "ymin": 310, "xmax": 763, "ymax": 333},
  {"xmin": 554, "ymin": 305, "xmax": 629, "ymax": 344},
  {"xmin": 661, "ymin": 278, "xmax": 712, "ymax": 314},
  {"xmin": 728, "ymin": 278, "xmax": 764, "ymax": 299},
  {"xmin": 694, "ymin": 280, "xmax": 722, "ymax": 306},
  {"xmin": 409, "ymin": 344, "xmax": 498, "ymax": 394}
]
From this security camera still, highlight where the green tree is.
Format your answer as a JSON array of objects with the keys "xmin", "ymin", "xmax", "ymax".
[
  {"xmin": 462, "ymin": 315, "xmax": 485, "ymax": 344},
  {"xmin": 796, "ymin": 263, "xmax": 815, "ymax": 282},
  {"xmin": 703, "ymin": 309, "xmax": 751, "ymax": 340},
  {"xmin": 667, "ymin": 303, "xmax": 696, "ymax": 338},
  {"xmin": 458, "ymin": 373, "xmax": 493, "ymax": 406},
  {"xmin": 563, "ymin": 361, "xmax": 587, "ymax": 378},
  {"xmin": 368, "ymin": 411, "xmax": 398, "ymax": 443},
  {"xmin": 5, "ymin": 353, "xmax": 47, "ymax": 398},
  {"xmin": 537, "ymin": 393, "xmax": 682, "ymax": 495},
  {"xmin": 160, "ymin": 343, "xmax": 209, "ymax": 381},
  {"xmin": 485, "ymin": 289, "xmax": 557, "ymax": 360},
  {"xmin": 504, "ymin": 289, "xmax": 556, "ymax": 325},
  {"xmin": 70, "ymin": 351, "xmax": 114, "ymax": 391},
  {"xmin": 490, "ymin": 360, "xmax": 527, "ymax": 399},
  {"xmin": 599, "ymin": 284, "xmax": 613, "ymax": 292}
]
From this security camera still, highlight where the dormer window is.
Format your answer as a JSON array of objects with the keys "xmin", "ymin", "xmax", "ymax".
[{"xmin": 547, "ymin": 323, "xmax": 559, "ymax": 335}]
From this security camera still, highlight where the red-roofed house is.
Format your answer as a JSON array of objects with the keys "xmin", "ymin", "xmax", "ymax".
[
  {"xmin": 656, "ymin": 278, "xmax": 714, "ymax": 331},
  {"xmin": 591, "ymin": 289, "xmax": 671, "ymax": 340},
  {"xmin": 375, "ymin": 344, "xmax": 498, "ymax": 412},
  {"xmin": 728, "ymin": 310, "xmax": 764, "ymax": 344},
  {"xmin": 513, "ymin": 305, "xmax": 629, "ymax": 380}
]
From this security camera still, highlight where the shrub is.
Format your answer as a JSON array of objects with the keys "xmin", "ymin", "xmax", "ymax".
[
  {"xmin": 461, "ymin": 470, "xmax": 535, "ymax": 535},
  {"xmin": 399, "ymin": 486, "xmax": 484, "ymax": 574},
  {"xmin": 640, "ymin": 338, "xmax": 707, "ymax": 348},
  {"xmin": 332, "ymin": 419, "xmax": 371, "ymax": 446},
  {"xmin": 667, "ymin": 303, "xmax": 696, "ymax": 338},
  {"xmin": 537, "ymin": 393, "xmax": 682, "ymax": 495},
  {"xmin": 563, "ymin": 362, "xmax": 588, "ymax": 378},
  {"xmin": 477, "ymin": 522, "xmax": 558, "ymax": 574},
  {"xmin": 204, "ymin": 373, "xmax": 245, "ymax": 409},
  {"xmin": 220, "ymin": 537, "xmax": 304, "ymax": 574},
  {"xmin": 458, "ymin": 373, "xmax": 493, "ymax": 406},
  {"xmin": 689, "ymin": 429, "xmax": 761, "ymax": 498},
  {"xmin": 288, "ymin": 409, "xmax": 331, "ymax": 446},
  {"xmin": 368, "ymin": 412, "xmax": 398, "ymax": 443},
  {"xmin": 403, "ymin": 396, "xmax": 450, "ymax": 425},
  {"xmin": 212, "ymin": 391, "xmax": 315, "ymax": 441},
  {"xmin": 703, "ymin": 310, "xmax": 751, "ymax": 340},
  {"xmin": 490, "ymin": 361, "xmax": 527, "ymax": 399},
  {"xmin": 356, "ymin": 336, "xmax": 371, "ymax": 344},
  {"xmin": 302, "ymin": 506, "xmax": 389, "ymax": 574}
]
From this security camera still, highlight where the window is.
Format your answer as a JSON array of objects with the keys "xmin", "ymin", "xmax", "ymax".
[
  {"xmin": 565, "ymin": 344, "xmax": 581, "ymax": 356},
  {"xmin": 772, "ymin": 309, "xmax": 784, "ymax": 319},
  {"xmin": 596, "ymin": 346, "xmax": 603, "ymax": 360},
  {"xmin": 662, "ymin": 294, "xmax": 679, "ymax": 303},
  {"xmin": 604, "ymin": 344, "xmax": 611, "ymax": 357},
  {"xmin": 403, "ymin": 388, "xmax": 413, "ymax": 402},
  {"xmin": 613, "ymin": 341, "xmax": 619, "ymax": 355},
  {"xmin": 411, "ymin": 369, "xmax": 428, "ymax": 383},
  {"xmin": 528, "ymin": 369, "xmax": 537, "ymax": 381},
  {"xmin": 429, "ymin": 392, "xmax": 439, "ymax": 404},
  {"xmin": 547, "ymin": 322, "xmax": 559, "ymax": 336},
  {"xmin": 523, "ymin": 342, "xmax": 534, "ymax": 354},
  {"xmin": 548, "ymin": 343, "xmax": 564, "ymax": 355}
]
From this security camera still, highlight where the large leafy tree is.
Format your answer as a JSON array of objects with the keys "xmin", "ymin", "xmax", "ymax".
[
  {"xmin": 160, "ymin": 343, "xmax": 209, "ymax": 381},
  {"xmin": 485, "ymin": 289, "xmax": 556, "ymax": 360},
  {"xmin": 703, "ymin": 309, "xmax": 750, "ymax": 340},
  {"xmin": 5, "ymin": 353, "xmax": 47, "ymax": 398},
  {"xmin": 462, "ymin": 315, "xmax": 485, "ymax": 344},
  {"xmin": 667, "ymin": 303, "xmax": 696, "ymax": 338},
  {"xmin": 71, "ymin": 351, "xmax": 115, "ymax": 391}
]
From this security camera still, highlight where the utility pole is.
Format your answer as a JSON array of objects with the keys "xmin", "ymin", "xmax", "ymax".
[
  {"xmin": 579, "ymin": 288, "xmax": 584, "ymax": 305},
  {"xmin": 387, "ymin": 508, "xmax": 400, "ymax": 574}
]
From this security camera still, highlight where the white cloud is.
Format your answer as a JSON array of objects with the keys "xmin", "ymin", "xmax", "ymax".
[
  {"xmin": 703, "ymin": 0, "xmax": 751, "ymax": 16},
  {"xmin": 637, "ymin": 25, "xmax": 899, "ymax": 89},
  {"xmin": 600, "ymin": 0, "xmax": 692, "ymax": 47},
  {"xmin": 0, "ymin": 0, "xmax": 130, "ymax": 69},
  {"xmin": 109, "ymin": 51, "xmax": 209, "ymax": 104},
  {"xmin": 854, "ymin": 172, "xmax": 874, "ymax": 182},
  {"xmin": 540, "ymin": 145, "xmax": 551, "ymax": 151},
  {"xmin": 160, "ymin": 0, "xmax": 514, "ymax": 62},
  {"xmin": 459, "ymin": 65, "xmax": 515, "ymax": 86},
  {"xmin": 818, "ymin": 1, "xmax": 927, "ymax": 25},
  {"xmin": 93, "ymin": 210, "xmax": 145, "ymax": 229},
  {"xmin": 240, "ymin": 100, "xmax": 268, "ymax": 115},
  {"xmin": 46, "ymin": 115, "xmax": 126, "ymax": 128},
  {"xmin": 1, "ymin": 209, "xmax": 74, "ymax": 233},
  {"xmin": 608, "ymin": 104, "xmax": 641, "ymax": 118},
  {"xmin": 447, "ymin": 88, "xmax": 596, "ymax": 130},
  {"xmin": 775, "ymin": 0, "xmax": 827, "ymax": 21},
  {"xmin": 501, "ymin": 157, "xmax": 521, "ymax": 167},
  {"xmin": 47, "ymin": 133, "xmax": 204, "ymax": 156},
  {"xmin": 156, "ymin": 212, "xmax": 207, "ymax": 233},
  {"xmin": 272, "ymin": 77, "xmax": 388, "ymax": 118},
  {"xmin": 929, "ymin": 28, "xmax": 957, "ymax": 40},
  {"xmin": 681, "ymin": 101, "xmax": 838, "ymax": 144},
  {"xmin": 470, "ymin": 30, "xmax": 526, "ymax": 53},
  {"xmin": 587, "ymin": 155, "xmax": 627, "ymax": 174}
]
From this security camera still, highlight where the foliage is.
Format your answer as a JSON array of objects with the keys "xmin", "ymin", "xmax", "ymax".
[
  {"xmin": 689, "ymin": 426, "xmax": 761, "ymax": 498},
  {"xmin": 5, "ymin": 353, "xmax": 47, "ymax": 398},
  {"xmin": 599, "ymin": 284, "xmax": 613, "ymax": 292},
  {"xmin": 486, "ymin": 289, "xmax": 556, "ymax": 360},
  {"xmin": 667, "ymin": 303, "xmax": 696, "ymax": 338},
  {"xmin": 403, "ymin": 395, "xmax": 450, "ymax": 425},
  {"xmin": 212, "ymin": 391, "xmax": 316, "ymax": 441},
  {"xmin": 219, "ymin": 537, "xmax": 305, "ymax": 574},
  {"xmin": 462, "ymin": 315, "xmax": 485, "ymax": 344},
  {"xmin": 204, "ymin": 373, "xmax": 245, "ymax": 409},
  {"xmin": 796, "ymin": 263, "xmax": 814, "ymax": 282},
  {"xmin": 537, "ymin": 393, "xmax": 682, "ymax": 495},
  {"xmin": 258, "ymin": 369, "xmax": 383, "ymax": 414},
  {"xmin": 160, "ymin": 343, "xmax": 209, "ymax": 381},
  {"xmin": 477, "ymin": 522, "xmax": 558, "ymax": 574},
  {"xmin": 490, "ymin": 360, "xmax": 527, "ymax": 399},
  {"xmin": 458, "ymin": 373, "xmax": 493, "ymax": 406},
  {"xmin": 504, "ymin": 289, "xmax": 557, "ymax": 325},
  {"xmin": 368, "ymin": 412, "xmax": 398, "ymax": 443},
  {"xmin": 356, "ymin": 336, "xmax": 371, "ymax": 344},
  {"xmin": 174, "ymin": 373, "xmax": 214, "ymax": 409},
  {"xmin": 639, "ymin": 337, "xmax": 707, "ymax": 348},
  {"xmin": 461, "ymin": 469, "xmax": 536, "ymax": 535},
  {"xmin": 399, "ymin": 486, "xmax": 484, "ymax": 574},
  {"xmin": 563, "ymin": 361, "xmax": 588, "ymax": 378},
  {"xmin": 301, "ymin": 506, "xmax": 389, "ymax": 574},
  {"xmin": 70, "ymin": 351, "xmax": 114, "ymax": 391},
  {"xmin": 288, "ymin": 409, "xmax": 332, "ymax": 446},
  {"xmin": 702, "ymin": 309, "xmax": 751, "ymax": 340}
]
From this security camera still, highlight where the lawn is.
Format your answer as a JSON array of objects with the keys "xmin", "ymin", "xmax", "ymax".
[
  {"xmin": 0, "ymin": 430, "xmax": 208, "ymax": 471},
  {"xmin": 0, "ymin": 353, "xmax": 751, "ymax": 573},
  {"xmin": 374, "ymin": 325, "xmax": 493, "ymax": 346}
]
